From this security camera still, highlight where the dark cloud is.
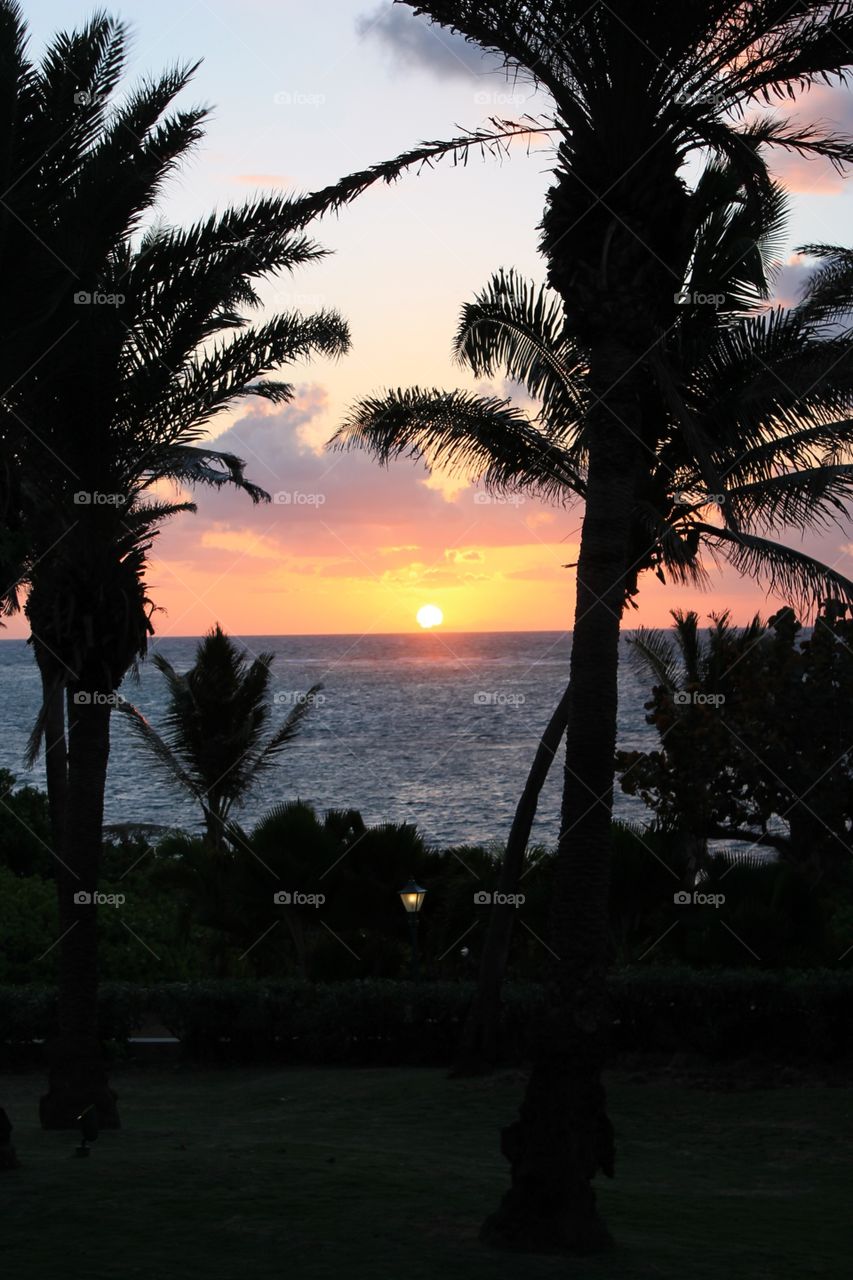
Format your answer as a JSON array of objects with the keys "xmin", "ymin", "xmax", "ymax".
[{"xmin": 355, "ymin": 5, "xmax": 505, "ymax": 81}]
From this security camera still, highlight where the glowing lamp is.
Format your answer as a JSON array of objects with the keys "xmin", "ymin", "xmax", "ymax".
[{"xmin": 398, "ymin": 878, "xmax": 427, "ymax": 914}]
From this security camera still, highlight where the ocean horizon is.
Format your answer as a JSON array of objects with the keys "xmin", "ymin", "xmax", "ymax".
[{"xmin": 0, "ymin": 630, "xmax": 659, "ymax": 847}]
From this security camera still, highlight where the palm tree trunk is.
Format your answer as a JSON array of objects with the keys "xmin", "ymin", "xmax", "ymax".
[
  {"xmin": 38, "ymin": 668, "xmax": 68, "ymax": 854},
  {"xmin": 482, "ymin": 363, "xmax": 640, "ymax": 1253},
  {"xmin": 40, "ymin": 695, "xmax": 119, "ymax": 1129},
  {"xmin": 451, "ymin": 682, "xmax": 571, "ymax": 1076}
]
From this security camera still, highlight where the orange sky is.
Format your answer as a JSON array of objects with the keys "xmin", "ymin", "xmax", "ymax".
[{"xmin": 86, "ymin": 387, "xmax": 853, "ymax": 639}]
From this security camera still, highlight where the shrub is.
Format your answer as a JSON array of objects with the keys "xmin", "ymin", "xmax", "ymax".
[{"xmin": 2, "ymin": 971, "xmax": 850, "ymax": 1064}]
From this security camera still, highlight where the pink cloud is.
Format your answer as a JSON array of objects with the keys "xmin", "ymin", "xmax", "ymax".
[
  {"xmin": 770, "ymin": 153, "xmax": 847, "ymax": 196},
  {"xmin": 155, "ymin": 385, "xmax": 571, "ymax": 573}
]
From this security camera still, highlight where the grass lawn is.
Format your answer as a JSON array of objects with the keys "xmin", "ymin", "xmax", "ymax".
[{"xmin": 2, "ymin": 1065, "xmax": 851, "ymax": 1279}]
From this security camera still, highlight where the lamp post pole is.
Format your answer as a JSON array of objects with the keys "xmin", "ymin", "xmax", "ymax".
[{"xmin": 407, "ymin": 914, "xmax": 420, "ymax": 982}]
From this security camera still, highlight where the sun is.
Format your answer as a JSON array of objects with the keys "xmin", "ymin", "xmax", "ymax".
[{"xmin": 416, "ymin": 604, "xmax": 444, "ymax": 629}]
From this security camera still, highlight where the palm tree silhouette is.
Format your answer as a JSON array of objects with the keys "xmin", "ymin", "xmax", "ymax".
[
  {"xmin": 119, "ymin": 626, "xmax": 320, "ymax": 851},
  {"xmin": 0, "ymin": 8, "xmax": 349, "ymax": 1128},
  {"xmin": 336, "ymin": 32, "xmax": 853, "ymax": 1222}
]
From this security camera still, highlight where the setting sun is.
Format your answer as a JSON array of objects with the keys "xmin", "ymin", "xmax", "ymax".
[{"xmin": 416, "ymin": 604, "xmax": 444, "ymax": 629}]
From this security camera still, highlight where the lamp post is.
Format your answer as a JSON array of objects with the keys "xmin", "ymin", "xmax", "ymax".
[{"xmin": 398, "ymin": 877, "xmax": 427, "ymax": 981}]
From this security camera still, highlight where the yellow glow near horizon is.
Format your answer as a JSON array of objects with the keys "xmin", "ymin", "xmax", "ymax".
[{"xmin": 416, "ymin": 604, "xmax": 444, "ymax": 629}]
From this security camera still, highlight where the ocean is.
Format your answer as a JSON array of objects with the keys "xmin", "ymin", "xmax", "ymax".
[{"xmin": 0, "ymin": 631, "xmax": 658, "ymax": 848}]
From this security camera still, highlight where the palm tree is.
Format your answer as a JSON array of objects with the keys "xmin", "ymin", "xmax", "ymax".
[
  {"xmin": 337, "ymin": 163, "xmax": 853, "ymax": 1071},
  {"xmin": 336, "ymin": 68, "xmax": 853, "ymax": 1246},
  {"xmin": 0, "ymin": 10, "xmax": 350, "ymax": 1127},
  {"xmin": 119, "ymin": 627, "xmax": 320, "ymax": 850},
  {"xmin": 381, "ymin": 0, "xmax": 853, "ymax": 1251},
  {"xmin": 620, "ymin": 609, "xmax": 766, "ymax": 883}
]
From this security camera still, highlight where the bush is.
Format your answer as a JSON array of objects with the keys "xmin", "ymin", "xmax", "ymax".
[{"xmin": 2, "ymin": 970, "xmax": 851, "ymax": 1064}]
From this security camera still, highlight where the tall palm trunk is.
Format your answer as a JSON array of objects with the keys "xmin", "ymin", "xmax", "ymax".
[
  {"xmin": 482, "ymin": 358, "xmax": 641, "ymax": 1252},
  {"xmin": 452, "ymin": 683, "xmax": 571, "ymax": 1076},
  {"xmin": 40, "ymin": 695, "xmax": 119, "ymax": 1128},
  {"xmin": 37, "ymin": 666, "xmax": 68, "ymax": 854}
]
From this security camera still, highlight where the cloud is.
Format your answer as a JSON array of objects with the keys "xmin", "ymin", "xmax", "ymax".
[
  {"xmin": 769, "ymin": 152, "xmax": 847, "ymax": 196},
  {"xmin": 747, "ymin": 84, "xmax": 853, "ymax": 197},
  {"xmin": 355, "ymin": 5, "xmax": 505, "ymax": 81},
  {"xmin": 155, "ymin": 386, "xmax": 568, "ymax": 579},
  {"xmin": 771, "ymin": 252, "xmax": 816, "ymax": 309},
  {"xmin": 447, "ymin": 548, "xmax": 485, "ymax": 563}
]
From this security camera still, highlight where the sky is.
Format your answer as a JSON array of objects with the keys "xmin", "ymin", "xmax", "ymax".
[{"xmin": 11, "ymin": 0, "xmax": 853, "ymax": 636}]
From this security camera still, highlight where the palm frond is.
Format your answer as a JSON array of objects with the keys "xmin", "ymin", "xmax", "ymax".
[
  {"xmin": 796, "ymin": 244, "xmax": 853, "ymax": 325},
  {"xmin": 116, "ymin": 697, "xmax": 208, "ymax": 806},
  {"xmin": 727, "ymin": 463, "xmax": 853, "ymax": 532},
  {"xmin": 242, "ymin": 683, "xmax": 323, "ymax": 780},
  {"xmin": 452, "ymin": 267, "xmax": 587, "ymax": 438},
  {"xmin": 626, "ymin": 627, "xmax": 681, "ymax": 691},
  {"xmin": 143, "ymin": 446, "xmax": 271, "ymax": 504},
  {"xmin": 283, "ymin": 115, "xmax": 558, "ymax": 229},
  {"xmin": 695, "ymin": 522, "xmax": 853, "ymax": 614},
  {"xmin": 332, "ymin": 386, "xmax": 585, "ymax": 502}
]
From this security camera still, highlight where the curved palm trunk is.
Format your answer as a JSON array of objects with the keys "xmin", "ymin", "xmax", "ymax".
[
  {"xmin": 482, "ymin": 370, "xmax": 640, "ymax": 1253},
  {"xmin": 40, "ymin": 696, "xmax": 119, "ymax": 1129},
  {"xmin": 451, "ymin": 682, "xmax": 571, "ymax": 1076},
  {"xmin": 38, "ymin": 667, "xmax": 68, "ymax": 854}
]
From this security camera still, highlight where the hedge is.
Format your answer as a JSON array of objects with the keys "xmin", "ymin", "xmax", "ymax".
[{"xmin": 1, "ymin": 970, "xmax": 851, "ymax": 1064}]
